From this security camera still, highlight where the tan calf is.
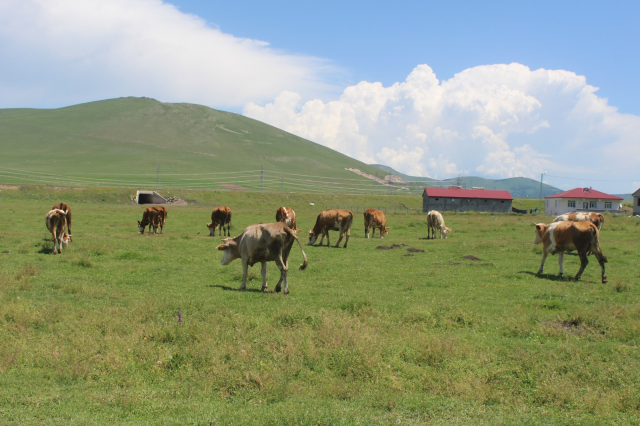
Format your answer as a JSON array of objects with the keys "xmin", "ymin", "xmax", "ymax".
[
  {"xmin": 138, "ymin": 207, "xmax": 159, "ymax": 234},
  {"xmin": 46, "ymin": 209, "xmax": 70, "ymax": 254},
  {"xmin": 533, "ymin": 221, "xmax": 608, "ymax": 283},
  {"xmin": 308, "ymin": 209, "xmax": 353, "ymax": 248},
  {"xmin": 364, "ymin": 208, "xmax": 389, "ymax": 239},
  {"xmin": 207, "ymin": 206, "xmax": 232, "ymax": 236}
]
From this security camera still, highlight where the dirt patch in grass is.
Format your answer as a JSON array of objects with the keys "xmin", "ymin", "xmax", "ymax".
[
  {"xmin": 376, "ymin": 244, "xmax": 406, "ymax": 250},
  {"xmin": 463, "ymin": 255, "xmax": 482, "ymax": 261},
  {"xmin": 546, "ymin": 319, "xmax": 592, "ymax": 337},
  {"xmin": 403, "ymin": 254, "xmax": 414, "ymax": 257},
  {"xmin": 406, "ymin": 248, "xmax": 424, "ymax": 253}
]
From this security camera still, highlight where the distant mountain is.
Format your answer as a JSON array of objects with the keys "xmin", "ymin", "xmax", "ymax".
[{"xmin": 370, "ymin": 164, "xmax": 563, "ymax": 199}]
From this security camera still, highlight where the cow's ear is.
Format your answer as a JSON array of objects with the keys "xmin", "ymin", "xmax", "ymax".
[
  {"xmin": 295, "ymin": 229, "xmax": 301, "ymax": 233},
  {"xmin": 216, "ymin": 244, "xmax": 226, "ymax": 250}
]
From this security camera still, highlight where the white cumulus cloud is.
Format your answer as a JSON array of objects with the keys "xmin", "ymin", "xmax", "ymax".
[
  {"xmin": 0, "ymin": 0, "xmax": 336, "ymax": 109},
  {"xmin": 245, "ymin": 63, "xmax": 640, "ymax": 193}
]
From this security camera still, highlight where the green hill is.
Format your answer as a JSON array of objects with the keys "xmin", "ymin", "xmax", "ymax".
[
  {"xmin": 0, "ymin": 97, "xmax": 389, "ymax": 193},
  {"xmin": 370, "ymin": 164, "xmax": 563, "ymax": 199}
]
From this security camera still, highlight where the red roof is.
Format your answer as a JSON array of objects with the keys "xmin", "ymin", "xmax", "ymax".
[
  {"xmin": 545, "ymin": 188, "xmax": 623, "ymax": 200},
  {"xmin": 423, "ymin": 188, "xmax": 513, "ymax": 200}
]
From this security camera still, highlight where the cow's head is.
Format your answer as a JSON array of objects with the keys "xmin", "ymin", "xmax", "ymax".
[
  {"xmin": 63, "ymin": 234, "xmax": 72, "ymax": 246},
  {"xmin": 137, "ymin": 221, "xmax": 145, "ymax": 234},
  {"xmin": 383, "ymin": 227, "xmax": 390, "ymax": 235},
  {"xmin": 533, "ymin": 223, "xmax": 547, "ymax": 244},
  {"xmin": 207, "ymin": 222, "xmax": 221, "ymax": 236},
  {"xmin": 442, "ymin": 227, "xmax": 452, "ymax": 239},
  {"xmin": 217, "ymin": 238, "xmax": 240, "ymax": 265},
  {"xmin": 308, "ymin": 230, "xmax": 318, "ymax": 245}
]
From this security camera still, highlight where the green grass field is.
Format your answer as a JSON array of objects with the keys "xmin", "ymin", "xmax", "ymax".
[{"xmin": 1, "ymin": 186, "xmax": 639, "ymax": 424}]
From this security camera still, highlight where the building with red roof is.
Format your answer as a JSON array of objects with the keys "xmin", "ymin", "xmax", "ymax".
[
  {"xmin": 544, "ymin": 187, "xmax": 623, "ymax": 216},
  {"xmin": 422, "ymin": 186, "xmax": 513, "ymax": 213}
]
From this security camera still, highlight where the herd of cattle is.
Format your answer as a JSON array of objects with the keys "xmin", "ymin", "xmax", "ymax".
[{"xmin": 44, "ymin": 204, "xmax": 609, "ymax": 291}]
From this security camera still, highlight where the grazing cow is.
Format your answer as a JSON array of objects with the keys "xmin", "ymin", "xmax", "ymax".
[
  {"xmin": 52, "ymin": 203, "xmax": 72, "ymax": 241},
  {"xmin": 427, "ymin": 210, "xmax": 452, "ymax": 239},
  {"xmin": 553, "ymin": 212, "xmax": 604, "ymax": 231},
  {"xmin": 364, "ymin": 208, "xmax": 389, "ymax": 239},
  {"xmin": 308, "ymin": 209, "xmax": 353, "ymax": 248},
  {"xmin": 217, "ymin": 222, "xmax": 308, "ymax": 294},
  {"xmin": 207, "ymin": 206, "xmax": 232, "ymax": 236},
  {"xmin": 46, "ymin": 209, "xmax": 70, "ymax": 254},
  {"xmin": 276, "ymin": 206, "xmax": 298, "ymax": 231},
  {"xmin": 152, "ymin": 206, "xmax": 168, "ymax": 233},
  {"xmin": 533, "ymin": 221, "xmax": 608, "ymax": 283},
  {"xmin": 138, "ymin": 207, "xmax": 159, "ymax": 234}
]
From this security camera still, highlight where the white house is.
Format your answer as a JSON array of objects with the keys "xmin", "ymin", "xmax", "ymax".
[
  {"xmin": 633, "ymin": 188, "xmax": 640, "ymax": 216},
  {"xmin": 544, "ymin": 187, "xmax": 623, "ymax": 216}
]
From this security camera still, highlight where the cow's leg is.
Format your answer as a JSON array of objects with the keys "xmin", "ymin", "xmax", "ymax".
[
  {"xmin": 537, "ymin": 250, "xmax": 549, "ymax": 274},
  {"xmin": 334, "ymin": 230, "xmax": 344, "ymax": 248},
  {"xmin": 574, "ymin": 252, "xmax": 589, "ymax": 281},
  {"xmin": 240, "ymin": 260, "xmax": 249, "ymax": 290},
  {"xmin": 379, "ymin": 226, "xmax": 384, "ymax": 239},
  {"xmin": 260, "ymin": 261, "xmax": 268, "ymax": 292},
  {"xmin": 557, "ymin": 251, "xmax": 564, "ymax": 277},
  {"xmin": 343, "ymin": 228, "xmax": 351, "ymax": 248},
  {"xmin": 322, "ymin": 230, "xmax": 329, "ymax": 247},
  {"xmin": 594, "ymin": 252, "xmax": 608, "ymax": 283},
  {"xmin": 274, "ymin": 258, "xmax": 288, "ymax": 294}
]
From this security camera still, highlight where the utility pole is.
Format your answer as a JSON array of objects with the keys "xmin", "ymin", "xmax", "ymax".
[
  {"xmin": 260, "ymin": 165, "xmax": 264, "ymax": 191},
  {"xmin": 538, "ymin": 171, "xmax": 546, "ymax": 214}
]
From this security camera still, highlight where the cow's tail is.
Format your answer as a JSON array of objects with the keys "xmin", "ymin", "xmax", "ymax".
[
  {"xmin": 286, "ymin": 227, "xmax": 308, "ymax": 270},
  {"xmin": 590, "ymin": 227, "xmax": 607, "ymax": 263}
]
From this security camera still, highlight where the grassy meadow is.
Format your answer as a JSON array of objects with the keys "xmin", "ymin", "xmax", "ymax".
[{"xmin": 1, "ymin": 186, "xmax": 639, "ymax": 424}]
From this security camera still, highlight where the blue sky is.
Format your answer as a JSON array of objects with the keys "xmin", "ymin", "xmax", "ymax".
[
  {"xmin": 172, "ymin": 1, "xmax": 640, "ymax": 115},
  {"xmin": 1, "ymin": 0, "xmax": 639, "ymax": 193}
]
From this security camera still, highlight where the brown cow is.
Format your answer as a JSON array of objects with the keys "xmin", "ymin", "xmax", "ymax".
[
  {"xmin": 364, "ymin": 208, "xmax": 389, "ymax": 239},
  {"xmin": 138, "ymin": 207, "xmax": 159, "ymax": 234},
  {"xmin": 533, "ymin": 221, "xmax": 608, "ymax": 283},
  {"xmin": 217, "ymin": 222, "xmax": 308, "ymax": 294},
  {"xmin": 276, "ymin": 206, "xmax": 299, "ymax": 231},
  {"xmin": 152, "ymin": 206, "xmax": 168, "ymax": 233},
  {"xmin": 52, "ymin": 203, "xmax": 72, "ymax": 242},
  {"xmin": 427, "ymin": 210, "xmax": 452, "ymax": 239},
  {"xmin": 308, "ymin": 209, "xmax": 353, "ymax": 248},
  {"xmin": 46, "ymin": 209, "xmax": 70, "ymax": 254},
  {"xmin": 553, "ymin": 212, "xmax": 604, "ymax": 231},
  {"xmin": 207, "ymin": 206, "xmax": 232, "ymax": 236}
]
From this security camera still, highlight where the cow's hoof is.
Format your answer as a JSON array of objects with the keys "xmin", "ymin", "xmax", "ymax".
[
  {"xmin": 558, "ymin": 273, "xmax": 563, "ymax": 277},
  {"xmin": 602, "ymin": 277, "xmax": 608, "ymax": 284},
  {"xmin": 283, "ymin": 290, "xmax": 289, "ymax": 295}
]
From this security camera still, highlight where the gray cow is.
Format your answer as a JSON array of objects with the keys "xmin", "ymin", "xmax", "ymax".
[{"xmin": 217, "ymin": 222, "xmax": 308, "ymax": 294}]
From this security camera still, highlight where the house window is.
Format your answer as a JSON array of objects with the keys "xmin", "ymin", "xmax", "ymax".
[
  {"xmin": 568, "ymin": 200, "xmax": 576, "ymax": 208},
  {"xmin": 583, "ymin": 202, "xmax": 588, "ymax": 209},
  {"xmin": 546, "ymin": 200, "xmax": 549, "ymax": 206},
  {"xmin": 435, "ymin": 198, "xmax": 439, "ymax": 201},
  {"xmin": 590, "ymin": 201, "xmax": 597, "ymax": 208},
  {"xmin": 605, "ymin": 202, "xmax": 612, "ymax": 209}
]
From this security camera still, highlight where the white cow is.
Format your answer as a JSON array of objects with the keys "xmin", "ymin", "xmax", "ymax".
[{"xmin": 427, "ymin": 210, "xmax": 452, "ymax": 239}]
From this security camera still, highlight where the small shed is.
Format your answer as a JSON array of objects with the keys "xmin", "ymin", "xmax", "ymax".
[
  {"xmin": 422, "ymin": 187, "xmax": 513, "ymax": 213},
  {"xmin": 544, "ymin": 187, "xmax": 623, "ymax": 216},
  {"xmin": 631, "ymin": 188, "xmax": 640, "ymax": 216},
  {"xmin": 135, "ymin": 191, "xmax": 167, "ymax": 205}
]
